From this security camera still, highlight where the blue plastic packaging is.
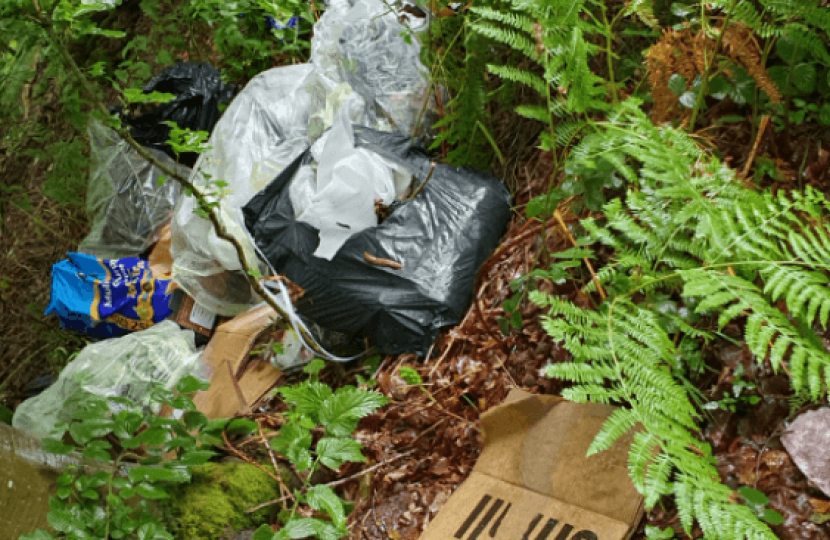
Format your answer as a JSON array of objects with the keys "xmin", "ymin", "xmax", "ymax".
[{"xmin": 45, "ymin": 252, "xmax": 174, "ymax": 338}]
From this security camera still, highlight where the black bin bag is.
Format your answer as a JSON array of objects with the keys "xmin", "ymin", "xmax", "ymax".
[
  {"xmin": 124, "ymin": 63, "xmax": 236, "ymax": 167},
  {"xmin": 243, "ymin": 126, "xmax": 512, "ymax": 355}
]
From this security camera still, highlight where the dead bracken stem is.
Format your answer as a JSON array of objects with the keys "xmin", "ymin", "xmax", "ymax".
[
  {"xmin": 742, "ymin": 114, "xmax": 770, "ymax": 180},
  {"xmin": 553, "ymin": 209, "xmax": 607, "ymax": 300}
]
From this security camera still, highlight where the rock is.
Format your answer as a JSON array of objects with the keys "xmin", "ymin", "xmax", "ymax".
[{"xmin": 782, "ymin": 408, "xmax": 830, "ymax": 497}]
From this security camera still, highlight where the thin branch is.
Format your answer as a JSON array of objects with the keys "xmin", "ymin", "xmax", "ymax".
[
  {"xmin": 221, "ymin": 426, "xmax": 287, "ymax": 486},
  {"xmin": 407, "ymin": 161, "xmax": 436, "ymax": 201},
  {"xmin": 34, "ymin": 10, "xmax": 333, "ymax": 357}
]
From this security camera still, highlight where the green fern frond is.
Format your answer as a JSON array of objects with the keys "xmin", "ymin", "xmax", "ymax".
[
  {"xmin": 623, "ymin": 0, "xmax": 660, "ymax": 29},
  {"xmin": 467, "ymin": 22, "xmax": 538, "ymax": 60}
]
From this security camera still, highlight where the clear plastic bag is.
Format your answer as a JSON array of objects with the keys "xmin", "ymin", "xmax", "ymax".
[
  {"xmin": 12, "ymin": 321, "xmax": 204, "ymax": 440},
  {"xmin": 78, "ymin": 121, "xmax": 188, "ymax": 259},
  {"xmin": 311, "ymin": 0, "xmax": 432, "ymax": 135}
]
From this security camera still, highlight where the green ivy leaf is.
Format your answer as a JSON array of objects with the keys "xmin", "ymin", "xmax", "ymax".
[
  {"xmin": 399, "ymin": 366, "xmax": 422, "ymax": 386},
  {"xmin": 112, "ymin": 478, "xmax": 131, "ymax": 491},
  {"xmin": 509, "ymin": 310, "xmax": 523, "ymax": 329},
  {"xmin": 792, "ymin": 63, "xmax": 817, "ymax": 94},
  {"xmin": 226, "ymin": 418, "xmax": 259, "ymax": 435},
  {"xmin": 83, "ymin": 440, "xmax": 112, "ymax": 462},
  {"xmin": 113, "ymin": 410, "xmax": 145, "ymax": 439},
  {"xmin": 777, "ymin": 35, "xmax": 805, "ymax": 65},
  {"xmin": 820, "ymin": 103, "xmax": 830, "ymax": 126},
  {"xmin": 760, "ymin": 508, "xmax": 785, "ymax": 525},
  {"xmin": 678, "ymin": 91, "xmax": 697, "ymax": 109},
  {"xmin": 253, "ymin": 524, "xmax": 275, "ymax": 540},
  {"xmin": 303, "ymin": 358, "xmax": 326, "ymax": 377},
  {"xmin": 738, "ymin": 486, "xmax": 769, "ymax": 506},
  {"xmin": 270, "ymin": 423, "xmax": 313, "ymax": 455},
  {"xmin": 57, "ymin": 473, "xmax": 74, "ymax": 487},
  {"xmin": 129, "ymin": 466, "xmax": 188, "ymax": 484},
  {"xmin": 316, "ymin": 437, "xmax": 366, "ymax": 469},
  {"xmin": 46, "ymin": 499, "xmax": 80, "ymax": 534},
  {"xmin": 69, "ymin": 418, "xmax": 113, "ymax": 445},
  {"xmin": 179, "ymin": 449, "xmax": 217, "ymax": 466},
  {"xmin": 282, "ymin": 517, "xmax": 343, "ymax": 540},
  {"xmin": 306, "ymin": 485, "xmax": 346, "ymax": 528},
  {"xmin": 183, "ymin": 411, "xmax": 208, "ymax": 431}
]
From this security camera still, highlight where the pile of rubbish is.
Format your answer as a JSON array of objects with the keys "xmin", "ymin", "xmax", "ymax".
[{"xmin": 12, "ymin": 0, "xmax": 510, "ymax": 440}]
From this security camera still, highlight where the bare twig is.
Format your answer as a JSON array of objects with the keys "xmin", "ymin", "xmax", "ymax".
[
  {"xmin": 326, "ymin": 449, "xmax": 417, "ymax": 488},
  {"xmin": 741, "ymin": 114, "xmax": 770, "ymax": 180},
  {"xmin": 245, "ymin": 450, "xmax": 417, "ymax": 514},
  {"xmin": 407, "ymin": 161, "xmax": 436, "ymax": 201},
  {"xmin": 221, "ymin": 426, "xmax": 287, "ymax": 486}
]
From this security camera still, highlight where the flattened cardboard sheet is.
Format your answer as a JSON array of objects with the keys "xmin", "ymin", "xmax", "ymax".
[{"xmin": 421, "ymin": 389, "xmax": 644, "ymax": 540}]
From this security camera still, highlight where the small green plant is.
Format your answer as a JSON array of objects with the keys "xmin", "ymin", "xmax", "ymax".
[
  {"xmin": 255, "ymin": 382, "xmax": 388, "ymax": 539},
  {"xmin": 20, "ymin": 376, "xmax": 220, "ymax": 540},
  {"xmin": 739, "ymin": 487, "xmax": 785, "ymax": 526},
  {"xmin": 702, "ymin": 365, "xmax": 761, "ymax": 413}
]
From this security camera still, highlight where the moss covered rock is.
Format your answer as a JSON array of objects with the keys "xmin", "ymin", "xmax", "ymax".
[{"xmin": 164, "ymin": 462, "xmax": 282, "ymax": 540}]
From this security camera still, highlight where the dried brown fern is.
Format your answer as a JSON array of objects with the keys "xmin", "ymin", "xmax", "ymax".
[{"xmin": 647, "ymin": 23, "xmax": 781, "ymax": 124}]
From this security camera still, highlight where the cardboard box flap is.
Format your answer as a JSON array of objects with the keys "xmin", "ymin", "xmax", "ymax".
[
  {"xmin": 200, "ymin": 304, "xmax": 277, "ymax": 373},
  {"xmin": 475, "ymin": 389, "xmax": 643, "ymax": 526},
  {"xmin": 420, "ymin": 472, "xmax": 633, "ymax": 540},
  {"xmin": 192, "ymin": 304, "xmax": 282, "ymax": 419}
]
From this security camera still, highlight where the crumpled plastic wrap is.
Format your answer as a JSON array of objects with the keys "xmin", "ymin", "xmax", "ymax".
[
  {"xmin": 78, "ymin": 121, "xmax": 188, "ymax": 259},
  {"xmin": 12, "ymin": 321, "xmax": 204, "ymax": 440},
  {"xmin": 291, "ymin": 99, "xmax": 413, "ymax": 259}
]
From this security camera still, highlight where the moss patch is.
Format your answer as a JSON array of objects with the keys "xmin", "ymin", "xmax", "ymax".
[{"xmin": 164, "ymin": 462, "xmax": 282, "ymax": 540}]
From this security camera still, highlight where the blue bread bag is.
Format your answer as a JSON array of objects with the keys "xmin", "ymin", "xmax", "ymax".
[{"xmin": 45, "ymin": 252, "xmax": 174, "ymax": 338}]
